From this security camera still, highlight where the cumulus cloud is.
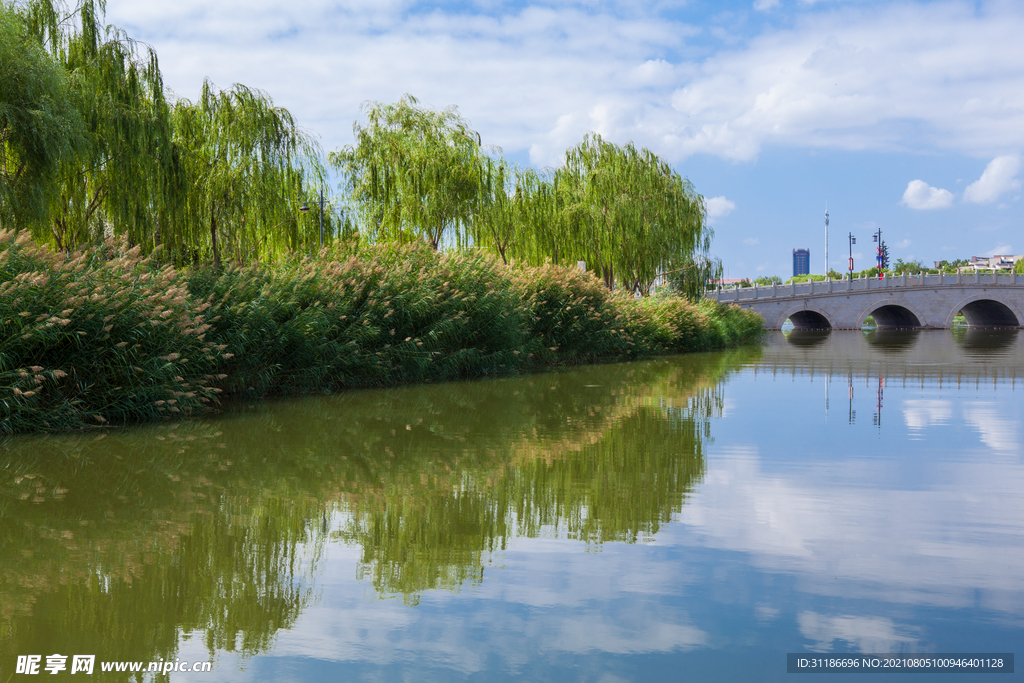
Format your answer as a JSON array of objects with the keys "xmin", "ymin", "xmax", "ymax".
[
  {"xmin": 901, "ymin": 180, "xmax": 954, "ymax": 210},
  {"xmin": 895, "ymin": 238, "xmax": 912, "ymax": 248},
  {"xmin": 964, "ymin": 155, "xmax": 1022, "ymax": 204},
  {"xmin": 753, "ymin": 0, "xmax": 780, "ymax": 10},
  {"xmin": 666, "ymin": 4, "xmax": 1024, "ymax": 161},
  {"xmin": 102, "ymin": 0, "xmax": 1024, "ymax": 167},
  {"xmin": 632, "ymin": 59, "xmax": 676, "ymax": 87},
  {"xmin": 706, "ymin": 196, "xmax": 737, "ymax": 222}
]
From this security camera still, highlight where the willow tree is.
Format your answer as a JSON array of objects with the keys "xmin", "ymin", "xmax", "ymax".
[
  {"xmin": 171, "ymin": 80, "xmax": 330, "ymax": 267},
  {"xmin": 13, "ymin": 0, "xmax": 177, "ymax": 252},
  {"xmin": 330, "ymin": 95, "xmax": 485, "ymax": 250},
  {"xmin": 0, "ymin": 2, "xmax": 84, "ymax": 228},
  {"xmin": 553, "ymin": 134, "xmax": 709, "ymax": 295},
  {"xmin": 472, "ymin": 159, "xmax": 543, "ymax": 265},
  {"xmin": 510, "ymin": 169, "xmax": 566, "ymax": 266}
]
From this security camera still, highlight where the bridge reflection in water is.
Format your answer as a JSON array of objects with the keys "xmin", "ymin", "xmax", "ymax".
[{"xmin": 759, "ymin": 328, "xmax": 1023, "ymax": 426}]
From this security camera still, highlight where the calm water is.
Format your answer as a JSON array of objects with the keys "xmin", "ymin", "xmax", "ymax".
[{"xmin": 2, "ymin": 330, "xmax": 1022, "ymax": 682}]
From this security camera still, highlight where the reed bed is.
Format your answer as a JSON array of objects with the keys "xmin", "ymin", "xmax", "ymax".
[{"xmin": 2, "ymin": 233, "xmax": 761, "ymax": 433}]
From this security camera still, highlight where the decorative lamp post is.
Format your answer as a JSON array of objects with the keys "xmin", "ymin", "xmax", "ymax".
[
  {"xmin": 872, "ymin": 226, "xmax": 884, "ymax": 279},
  {"xmin": 298, "ymin": 188, "xmax": 326, "ymax": 248},
  {"xmin": 848, "ymin": 232, "xmax": 856, "ymax": 276}
]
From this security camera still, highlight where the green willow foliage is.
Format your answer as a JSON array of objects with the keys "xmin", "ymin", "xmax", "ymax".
[
  {"xmin": 331, "ymin": 98, "xmax": 715, "ymax": 298},
  {"xmin": 171, "ymin": 80, "xmax": 333, "ymax": 267},
  {"xmin": 5, "ymin": 1, "xmax": 719, "ymax": 290},
  {"xmin": 330, "ymin": 94, "xmax": 485, "ymax": 250},
  {"xmin": 0, "ymin": 2, "xmax": 84, "ymax": 227},
  {"xmin": 17, "ymin": 0, "xmax": 177, "ymax": 252},
  {"xmin": 552, "ymin": 133, "xmax": 710, "ymax": 296},
  {"xmin": 0, "ymin": 0, "xmax": 332, "ymax": 264}
]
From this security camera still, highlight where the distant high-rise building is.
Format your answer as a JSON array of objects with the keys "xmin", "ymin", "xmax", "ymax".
[{"xmin": 793, "ymin": 248, "xmax": 810, "ymax": 277}]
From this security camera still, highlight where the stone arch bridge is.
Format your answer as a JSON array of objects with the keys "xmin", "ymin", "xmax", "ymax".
[{"xmin": 706, "ymin": 272, "xmax": 1024, "ymax": 329}]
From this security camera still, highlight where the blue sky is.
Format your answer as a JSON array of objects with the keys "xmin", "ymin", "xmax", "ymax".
[{"xmin": 105, "ymin": 0, "xmax": 1024, "ymax": 279}]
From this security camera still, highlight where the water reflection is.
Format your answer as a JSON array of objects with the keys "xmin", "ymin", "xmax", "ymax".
[
  {"xmin": 680, "ymin": 331, "xmax": 1024, "ymax": 657},
  {"xmin": 765, "ymin": 328, "xmax": 1024, "ymax": 382},
  {"xmin": 863, "ymin": 328, "xmax": 921, "ymax": 351},
  {"xmin": 3, "ymin": 332, "xmax": 1023, "ymax": 681},
  {"xmin": 782, "ymin": 330, "xmax": 830, "ymax": 347},
  {"xmin": 1, "ymin": 348, "xmax": 757, "ymax": 674},
  {"xmin": 953, "ymin": 327, "xmax": 1020, "ymax": 353}
]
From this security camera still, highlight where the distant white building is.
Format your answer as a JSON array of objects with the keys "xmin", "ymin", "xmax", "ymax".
[
  {"xmin": 967, "ymin": 255, "xmax": 1024, "ymax": 271},
  {"xmin": 937, "ymin": 255, "xmax": 1024, "ymax": 271}
]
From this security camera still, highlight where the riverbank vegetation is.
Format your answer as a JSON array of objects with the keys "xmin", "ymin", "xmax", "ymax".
[
  {"xmin": 1, "ymin": 233, "xmax": 761, "ymax": 433},
  {"xmin": 2, "ymin": 0, "xmax": 761, "ymax": 434}
]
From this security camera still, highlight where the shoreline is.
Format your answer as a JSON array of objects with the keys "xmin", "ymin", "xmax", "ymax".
[{"xmin": 1, "ymin": 234, "xmax": 763, "ymax": 434}]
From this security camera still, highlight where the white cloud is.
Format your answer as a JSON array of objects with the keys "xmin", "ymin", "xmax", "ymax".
[
  {"xmin": 706, "ymin": 196, "xmax": 737, "ymax": 222},
  {"xmin": 753, "ymin": 0, "xmax": 780, "ymax": 11},
  {"xmin": 894, "ymin": 238, "xmax": 912, "ymax": 248},
  {"xmin": 964, "ymin": 155, "xmax": 1022, "ymax": 204},
  {"xmin": 901, "ymin": 180, "xmax": 954, "ymax": 210},
  {"xmin": 631, "ymin": 59, "xmax": 676, "ymax": 87},
  {"xmin": 677, "ymin": 447, "xmax": 1024, "ymax": 612},
  {"xmin": 102, "ymin": 0, "xmax": 1024, "ymax": 168},
  {"xmin": 743, "ymin": 237, "xmax": 760, "ymax": 245},
  {"xmin": 798, "ymin": 612, "xmax": 919, "ymax": 653},
  {"xmin": 962, "ymin": 402, "xmax": 1020, "ymax": 455},
  {"xmin": 985, "ymin": 243, "xmax": 1014, "ymax": 257},
  {"xmin": 666, "ymin": 4, "xmax": 1024, "ymax": 161},
  {"xmin": 903, "ymin": 399, "xmax": 952, "ymax": 432}
]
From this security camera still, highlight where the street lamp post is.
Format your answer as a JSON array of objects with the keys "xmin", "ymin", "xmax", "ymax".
[
  {"xmin": 872, "ymin": 226, "xmax": 884, "ymax": 279},
  {"xmin": 848, "ymin": 232, "xmax": 856, "ymax": 276},
  {"xmin": 298, "ymin": 187, "xmax": 326, "ymax": 248}
]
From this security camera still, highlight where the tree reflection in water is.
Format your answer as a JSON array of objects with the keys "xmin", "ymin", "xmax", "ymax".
[{"xmin": 0, "ymin": 346, "xmax": 759, "ymax": 670}]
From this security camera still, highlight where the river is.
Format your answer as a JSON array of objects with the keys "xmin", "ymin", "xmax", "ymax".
[{"xmin": 2, "ymin": 330, "xmax": 1021, "ymax": 681}]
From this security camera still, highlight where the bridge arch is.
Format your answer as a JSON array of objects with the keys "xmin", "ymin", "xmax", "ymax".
[
  {"xmin": 777, "ymin": 304, "xmax": 835, "ymax": 330},
  {"xmin": 944, "ymin": 293, "xmax": 1024, "ymax": 328},
  {"xmin": 856, "ymin": 300, "xmax": 926, "ymax": 329}
]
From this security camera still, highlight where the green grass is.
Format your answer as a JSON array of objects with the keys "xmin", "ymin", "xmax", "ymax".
[{"xmin": 1, "ymin": 233, "xmax": 763, "ymax": 433}]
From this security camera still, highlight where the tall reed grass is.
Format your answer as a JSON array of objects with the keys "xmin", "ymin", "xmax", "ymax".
[
  {"xmin": 2, "ymin": 233, "xmax": 761, "ymax": 433},
  {"xmin": 0, "ymin": 230, "xmax": 223, "ymax": 433}
]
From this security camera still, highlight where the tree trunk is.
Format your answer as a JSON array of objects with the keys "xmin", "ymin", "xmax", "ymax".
[
  {"xmin": 602, "ymin": 265, "xmax": 614, "ymax": 290},
  {"xmin": 211, "ymin": 205, "xmax": 221, "ymax": 269}
]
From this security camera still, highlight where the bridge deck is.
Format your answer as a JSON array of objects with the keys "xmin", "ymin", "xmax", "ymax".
[
  {"xmin": 706, "ymin": 272, "xmax": 1024, "ymax": 304},
  {"xmin": 706, "ymin": 273, "xmax": 1024, "ymax": 329}
]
